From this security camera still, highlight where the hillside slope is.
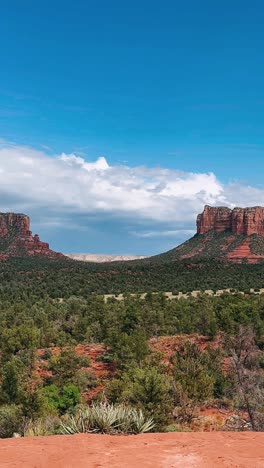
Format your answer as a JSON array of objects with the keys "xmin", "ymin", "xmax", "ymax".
[{"xmin": 151, "ymin": 206, "xmax": 264, "ymax": 264}]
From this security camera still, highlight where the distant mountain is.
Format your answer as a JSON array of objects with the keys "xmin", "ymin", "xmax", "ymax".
[
  {"xmin": 2, "ymin": 206, "xmax": 264, "ymax": 295},
  {"xmin": 152, "ymin": 205, "xmax": 264, "ymax": 264},
  {"xmin": 1, "ymin": 205, "xmax": 264, "ymax": 267},
  {"xmin": 0, "ymin": 212, "xmax": 63, "ymax": 259},
  {"xmin": 65, "ymin": 253, "xmax": 148, "ymax": 263}
]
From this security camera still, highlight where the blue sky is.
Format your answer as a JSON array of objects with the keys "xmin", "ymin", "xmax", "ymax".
[{"xmin": 1, "ymin": 1, "xmax": 264, "ymax": 254}]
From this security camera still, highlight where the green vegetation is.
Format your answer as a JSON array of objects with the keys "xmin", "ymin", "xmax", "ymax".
[
  {"xmin": 0, "ymin": 257, "xmax": 264, "ymax": 435},
  {"xmin": 1, "ymin": 254, "xmax": 264, "ymax": 298},
  {"xmin": 106, "ymin": 364, "xmax": 173, "ymax": 428},
  {"xmin": 61, "ymin": 403, "xmax": 155, "ymax": 435}
]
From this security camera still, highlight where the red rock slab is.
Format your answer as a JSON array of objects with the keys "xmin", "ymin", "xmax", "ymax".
[
  {"xmin": 227, "ymin": 239, "xmax": 264, "ymax": 263},
  {"xmin": 0, "ymin": 432, "xmax": 264, "ymax": 468}
]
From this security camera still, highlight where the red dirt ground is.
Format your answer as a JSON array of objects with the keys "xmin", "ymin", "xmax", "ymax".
[{"xmin": 0, "ymin": 433, "xmax": 263, "ymax": 467}]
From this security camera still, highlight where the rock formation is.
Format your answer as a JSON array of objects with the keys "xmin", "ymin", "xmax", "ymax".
[
  {"xmin": 164, "ymin": 205, "xmax": 264, "ymax": 264},
  {"xmin": 0, "ymin": 212, "xmax": 63, "ymax": 259},
  {"xmin": 197, "ymin": 205, "xmax": 264, "ymax": 236}
]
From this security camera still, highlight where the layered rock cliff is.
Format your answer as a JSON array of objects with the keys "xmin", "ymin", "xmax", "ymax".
[
  {"xmin": 0, "ymin": 212, "xmax": 63, "ymax": 259},
  {"xmin": 197, "ymin": 205, "xmax": 264, "ymax": 236},
  {"xmin": 159, "ymin": 205, "xmax": 264, "ymax": 264}
]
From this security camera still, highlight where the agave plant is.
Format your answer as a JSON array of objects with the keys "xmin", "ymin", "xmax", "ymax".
[{"xmin": 61, "ymin": 403, "xmax": 155, "ymax": 435}]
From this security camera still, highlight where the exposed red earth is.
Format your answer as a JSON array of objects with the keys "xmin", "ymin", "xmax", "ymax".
[
  {"xmin": 226, "ymin": 238, "xmax": 264, "ymax": 263},
  {"xmin": 0, "ymin": 432, "xmax": 263, "ymax": 468}
]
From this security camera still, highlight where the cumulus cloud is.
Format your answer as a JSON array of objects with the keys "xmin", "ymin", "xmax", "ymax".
[
  {"xmin": 0, "ymin": 140, "xmax": 264, "ymax": 245},
  {"xmin": 60, "ymin": 153, "xmax": 109, "ymax": 171}
]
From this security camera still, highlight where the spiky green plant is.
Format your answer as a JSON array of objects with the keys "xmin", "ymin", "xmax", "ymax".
[{"xmin": 60, "ymin": 403, "xmax": 155, "ymax": 435}]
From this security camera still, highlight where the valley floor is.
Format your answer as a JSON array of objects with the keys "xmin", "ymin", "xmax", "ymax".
[{"xmin": 0, "ymin": 433, "xmax": 264, "ymax": 467}]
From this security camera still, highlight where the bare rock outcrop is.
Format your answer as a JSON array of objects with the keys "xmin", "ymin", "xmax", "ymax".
[
  {"xmin": 0, "ymin": 212, "xmax": 63, "ymax": 259},
  {"xmin": 168, "ymin": 205, "xmax": 264, "ymax": 264},
  {"xmin": 197, "ymin": 206, "xmax": 264, "ymax": 236}
]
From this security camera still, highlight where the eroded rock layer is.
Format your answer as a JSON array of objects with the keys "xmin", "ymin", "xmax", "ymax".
[
  {"xmin": 0, "ymin": 213, "xmax": 63, "ymax": 259},
  {"xmin": 197, "ymin": 206, "xmax": 264, "ymax": 236},
  {"xmin": 161, "ymin": 205, "xmax": 264, "ymax": 264}
]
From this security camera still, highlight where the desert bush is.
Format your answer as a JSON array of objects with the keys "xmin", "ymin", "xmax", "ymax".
[
  {"xmin": 224, "ymin": 415, "xmax": 251, "ymax": 431},
  {"xmin": 95, "ymin": 353, "xmax": 113, "ymax": 364},
  {"xmin": 0, "ymin": 404, "xmax": 23, "ymax": 438},
  {"xmin": 48, "ymin": 349, "xmax": 88, "ymax": 386},
  {"xmin": 41, "ymin": 349, "xmax": 52, "ymax": 360},
  {"xmin": 23, "ymin": 415, "xmax": 61, "ymax": 437},
  {"xmin": 41, "ymin": 383, "xmax": 80, "ymax": 414},
  {"xmin": 165, "ymin": 424, "xmax": 181, "ymax": 432},
  {"xmin": 61, "ymin": 403, "xmax": 155, "ymax": 435},
  {"xmin": 73, "ymin": 370, "xmax": 97, "ymax": 392},
  {"xmin": 77, "ymin": 355, "xmax": 91, "ymax": 367},
  {"xmin": 106, "ymin": 365, "xmax": 173, "ymax": 429},
  {"xmin": 228, "ymin": 326, "xmax": 264, "ymax": 431}
]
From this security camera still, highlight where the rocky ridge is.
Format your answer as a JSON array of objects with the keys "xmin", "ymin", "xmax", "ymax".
[
  {"xmin": 160, "ymin": 205, "xmax": 264, "ymax": 264},
  {"xmin": 0, "ymin": 212, "xmax": 63, "ymax": 259},
  {"xmin": 197, "ymin": 205, "xmax": 264, "ymax": 236}
]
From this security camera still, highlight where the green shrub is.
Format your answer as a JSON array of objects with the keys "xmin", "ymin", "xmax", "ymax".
[
  {"xmin": 77, "ymin": 356, "xmax": 91, "ymax": 367},
  {"xmin": 48, "ymin": 349, "xmax": 88, "ymax": 386},
  {"xmin": 41, "ymin": 383, "xmax": 80, "ymax": 414},
  {"xmin": 41, "ymin": 349, "xmax": 52, "ymax": 360},
  {"xmin": 165, "ymin": 424, "xmax": 181, "ymax": 432},
  {"xmin": 73, "ymin": 370, "xmax": 97, "ymax": 392},
  {"xmin": 59, "ymin": 384, "xmax": 81, "ymax": 414},
  {"xmin": 61, "ymin": 403, "xmax": 155, "ymax": 435},
  {"xmin": 23, "ymin": 415, "xmax": 61, "ymax": 437},
  {"xmin": 96, "ymin": 353, "xmax": 113, "ymax": 364},
  {"xmin": 0, "ymin": 404, "xmax": 23, "ymax": 438},
  {"xmin": 106, "ymin": 365, "xmax": 173, "ymax": 429}
]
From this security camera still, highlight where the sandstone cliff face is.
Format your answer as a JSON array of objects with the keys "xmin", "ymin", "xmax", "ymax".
[
  {"xmin": 166, "ymin": 205, "xmax": 264, "ymax": 264},
  {"xmin": 197, "ymin": 206, "xmax": 264, "ymax": 236},
  {"xmin": 0, "ymin": 213, "xmax": 30, "ymax": 238},
  {"xmin": 197, "ymin": 206, "xmax": 232, "ymax": 234},
  {"xmin": 0, "ymin": 213, "xmax": 63, "ymax": 258}
]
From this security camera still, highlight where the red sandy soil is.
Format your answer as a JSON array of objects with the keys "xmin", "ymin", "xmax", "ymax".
[
  {"xmin": 0, "ymin": 433, "xmax": 264, "ymax": 467},
  {"xmin": 149, "ymin": 334, "xmax": 222, "ymax": 360}
]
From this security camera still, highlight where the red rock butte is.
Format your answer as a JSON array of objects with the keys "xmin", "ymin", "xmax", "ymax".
[
  {"xmin": 169, "ymin": 205, "xmax": 264, "ymax": 264},
  {"xmin": 0, "ymin": 212, "xmax": 63, "ymax": 259},
  {"xmin": 197, "ymin": 205, "xmax": 264, "ymax": 236}
]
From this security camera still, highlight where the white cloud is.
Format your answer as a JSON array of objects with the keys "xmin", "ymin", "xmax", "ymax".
[
  {"xmin": 0, "ymin": 140, "xmax": 264, "ymax": 237},
  {"xmin": 59, "ymin": 153, "xmax": 109, "ymax": 171}
]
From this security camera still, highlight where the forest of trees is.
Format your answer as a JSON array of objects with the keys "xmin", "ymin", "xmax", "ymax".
[
  {"xmin": 0, "ymin": 283, "xmax": 264, "ymax": 436},
  {"xmin": 1, "ymin": 256, "xmax": 264, "ymax": 298}
]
